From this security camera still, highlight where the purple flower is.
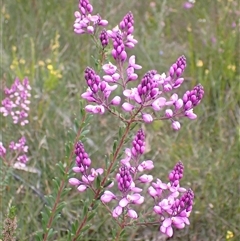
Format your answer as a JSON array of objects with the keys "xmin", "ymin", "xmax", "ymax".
[
  {"xmin": 112, "ymin": 205, "xmax": 123, "ymax": 218},
  {"xmin": 138, "ymin": 174, "xmax": 153, "ymax": 183},
  {"xmin": 102, "ymin": 62, "xmax": 117, "ymax": 75},
  {"xmin": 17, "ymin": 154, "xmax": 28, "ymax": 164},
  {"xmin": 122, "ymin": 102, "xmax": 134, "ymax": 112},
  {"xmin": 73, "ymin": 1, "xmax": 108, "ymax": 35},
  {"xmin": 119, "ymin": 12, "xmax": 134, "ymax": 35},
  {"xmin": 116, "ymin": 165, "xmax": 133, "ymax": 192},
  {"xmin": 127, "ymin": 209, "xmax": 138, "ymax": 219},
  {"xmin": 161, "ymin": 56, "xmax": 187, "ymax": 91},
  {"xmin": 185, "ymin": 109, "xmax": 197, "ymax": 119},
  {"xmin": 131, "ymin": 129, "xmax": 145, "ymax": 157},
  {"xmin": 111, "ymin": 33, "xmax": 127, "ymax": 62},
  {"xmin": 165, "ymin": 109, "xmax": 173, "ymax": 118},
  {"xmin": 172, "ymin": 121, "xmax": 181, "ymax": 131},
  {"xmin": 152, "ymin": 97, "xmax": 166, "ymax": 111},
  {"xmin": 137, "ymin": 70, "xmax": 159, "ymax": 104},
  {"xmin": 110, "ymin": 96, "xmax": 121, "ymax": 106},
  {"xmin": 123, "ymin": 88, "xmax": 141, "ymax": 103},
  {"xmin": 0, "ymin": 77, "xmax": 31, "ymax": 126},
  {"xmin": 6, "ymin": 136, "xmax": 29, "ymax": 165},
  {"xmin": 119, "ymin": 193, "xmax": 144, "ymax": 207},
  {"xmin": 99, "ymin": 29, "xmax": 109, "ymax": 48},
  {"xmin": 137, "ymin": 160, "xmax": 154, "ymax": 172},
  {"xmin": 169, "ymin": 161, "xmax": 184, "ymax": 187},
  {"xmin": 78, "ymin": 0, "xmax": 93, "ymax": 15},
  {"xmin": 70, "ymin": 142, "xmax": 104, "ymax": 193},
  {"xmin": 101, "ymin": 191, "xmax": 116, "ymax": 203},
  {"xmin": 85, "ymin": 104, "xmax": 105, "ymax": 114},
  {"xmin": 183, "ymin": 84, "xmax": 204, "ymax": 111},
  {"xmin": 0, "ymin": 142, "xmax": 6, "ymax": 157},
  {"xmin": 183, "ymin": 2, "xmax": 194, "ymax": 9},
  {"xmin": 85, "ymin": 67, "xmax": 101, "ymax": 93},
  {"xmin": 142, "ymin": 113, "xmax": 153, "ymax": 123},
  {"xmin": 74, "ymin": 141, "xmax": 92, "ymax": 172}
]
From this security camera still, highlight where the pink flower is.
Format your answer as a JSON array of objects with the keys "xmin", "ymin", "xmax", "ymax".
[
  {"xmin": 153, "ymin": 73, "xmax": 165, "ymax": 85},
  {"xmin": 87, "ymin": 168, "xmax": 104, "ymax": 182},
  {"xmin": 101, "ymin": 191, "xmax": 116, "ymax": 203},
  {"xmin": 160, "ymin": 218, "xmax": 174, "ymax": 237},
  {"xmin": 165, "ymin": 109, "xmax": 173, "ymax": 118},
  {"xmin": 85, "ymin": 105, "xmax": 105, "ymax": 114},
  {"xmin": 138, "ymin": 174, "xmax": 153, "ymax": 183},
  {"xmin": 0, "ymin": 142, "xmax": 6, "ymax": 157},
  {"xmin": 123, "ymin": 88, "xmax": 141, "ymax": 103},
  {"xmin": 138, "ymin": 160, "xmax": 154, "ymax": 172},
  {"xmin": 127, "ymin": 209, "xmax": 138, "ymax": 219},
  {"xmin": 77, "ymin": 185, "xmax": 87, "ymax": 192},
  {"xmin": 112, "ymin": 205, "xmax": 123, "ymax": 218},
  {"xmin": 110, "ymin": 96, "xmax": 121, "ymax": 106},
  {"xmin": 69, "ymin": 178, "xmax": 81, "ymax": 186},
  {"xmin": 172, "ymin": 121, "xmax": 181, "ymax": 131},
  {"xmin": 0, "ymin": 77, "xmax": 31, "ymax": 126},
  {"xmin": 185, "ymin": 109, "xmax": 197, "ymax": 119},
  {"xmin": 142, "ymin": 113, "xmax": 153, "ymax": 123},
  {"xmin": 128, "ymin": 55, "xmax": 142, "ymax": 70},
  {"xmin": 183, "ymin": 2, "xmax": 194, "ymax": 9},
  {"xmin": 122, "ymin": 102, "xmax": 134, "ymax": 112},
  {"xmin": 152, "ymin": 97, "xmax": 166, "ymax": 111},
  {"xmin": 119, "ymin": 193, "xmax": 144, "ymax": 207}
]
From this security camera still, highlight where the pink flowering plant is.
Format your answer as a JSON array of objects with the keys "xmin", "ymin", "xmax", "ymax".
[
  {"xmin": 0, "ymin": 77, "xmax": 31, "ymax": 168},
  {"xmin": 35, "ymin": 1, "xmax": 204, "ymax": 240}
]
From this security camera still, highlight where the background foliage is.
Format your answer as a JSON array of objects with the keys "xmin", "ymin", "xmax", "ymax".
[{"xmin": 1, "ymin": 0, "xmax": 239, "ymax": 240}]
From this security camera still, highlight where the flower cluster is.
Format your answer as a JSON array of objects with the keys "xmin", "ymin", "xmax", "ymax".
[
  {"xmin": 0, "ymin": 142, "xmax": 6, "ymax": 157},
  {"xmin": 101, "ymin": 129, "xmax": 154, "ymax": 219},
  {"xmin": 73, "ymin": 0, "xmax": 108, "ymax": 34},
  {"xmin": 0, "ymin": 136, "xmax": 29, "ymax": 165},
  {"xmin": 69, "ymin": 141, "xmax": 103, "ymax": 192},
  {"xmin": 149, "ymin": 162, "xmax": 194, "ymax": 237},
  {"xmin": 76, "ymin": 5, "xmax": 204, "ymax": 130},
  {"xmin": 0, "ymin": 77, "xmax": 31, "ymax": 126},
  {"xmin": 81, "ymin": 67, "xmax": 119, "ymax": 114},
  {"xmin": 0, "ymin": 77, "xmax": 31, "ymax": 165}
]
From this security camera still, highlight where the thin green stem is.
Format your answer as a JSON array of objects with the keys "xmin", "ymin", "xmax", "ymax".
[
  {"xmin": 42, "ymin": 112, "xmax": 86, "ymax": 241},
  {"xmin": 72, "ymin": 106, "xmax": 144, "ymax": 240}
]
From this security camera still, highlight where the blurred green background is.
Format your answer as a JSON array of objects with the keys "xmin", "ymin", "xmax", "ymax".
[{"xmin": 1, "ymin": 0, "xmax": 239, "ymax": 240}]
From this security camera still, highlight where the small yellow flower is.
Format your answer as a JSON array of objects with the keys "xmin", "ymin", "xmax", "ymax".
[
  {"xmin": 4, "ymin": 13, "xmax": 10, "ymax": 19},
  {"xmin": 196, "ymin": 60, "xmax": 203, "ymax": 67},
  {"xmin": 50, "ymin": 70, "xmax": 56, "ymax": 75},
  {"xmin": 12, "ymin": 46, "xmax": 17, "ymax": 52},
  {"xmin": 10, "ymin": 65, "xmax": 15, "ymax": 70},
  {"xmin": 47, "ymin": 64, "xmax": 53, "ymax": 70},
  {"xmin": 226, "ymin": 230, "xmax": 234, "ymax": 239},
  {"xmin": 46, "ymin": 58, "xmax": 51, "ymax": 64},
  {"xmin": 38, "ymin": 60, "xmax": 45, "ymax": 67},
  {"xmin": 19, "ymin": 58, "xmax": 26, "ymax": 64},
  {"xmin": 227, "ymin": 65, "xmax": 236, "ymax": 71},
  {"xmin": 187, "ymin": 26, "xmax": 192, "ymax": 32},
  {"xmin": 205, "ymin": 69, "xmax": 209, "ymax": 75}
]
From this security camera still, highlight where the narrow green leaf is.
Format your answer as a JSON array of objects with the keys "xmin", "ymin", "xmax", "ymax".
[
  {"xmin": 87, "ymin": 211, "xmax": 95, "ymax": 221},
  {"xmin": 52, "ymin": 178, "xmax": 60, "ymax": 190},
  {"xmin": 55, "ymin": 202, "xmax": 66, "ymax": 213},
  {"xmin": 96, "ymin": 175, "xmax": 101, "ymax": 189},
  {"xmin": 112, "ymin": 140, "xmax": 117, "ymax": 153},
  {"xmin": 103, "ymin": 179, "xmax": 113, "ymax": 188},
  {"xmin": 80, "ymin": 224, "xmax": 91, "ymax": 233},
  {"xmin": 83, "ymin": 205, "xmax": 88, "ymax": 216}
]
